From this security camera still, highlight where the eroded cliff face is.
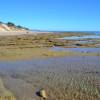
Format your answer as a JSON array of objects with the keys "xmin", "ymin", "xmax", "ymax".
[{"xmin": 0, "ymin": 77, "xmax": 16, "ymax": 100}]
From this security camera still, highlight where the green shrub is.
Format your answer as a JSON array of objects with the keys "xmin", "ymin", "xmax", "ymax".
[
  {"xmin": 17, "ymin": 25, "xmax": 22, "ymax": 28},
  {"xmin": 7, "ymin": 22, "xmax": 15, "ymax": 27},
  {"xmin": 0, "ymin": 21, "xmax": 2, "ymax": 24}
]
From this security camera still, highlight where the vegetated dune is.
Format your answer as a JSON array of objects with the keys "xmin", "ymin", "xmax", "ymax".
[
  {"xmin": 1, "ymin": 24, "xmax": 11, "ymax": 31},
  {"xmin": 0, "ymin": 22, "xmax": 29, "ymax": 31},
  {"xmin": 0, "ymin": 77, "xmax": 16, "ymax": 100},
  {"xmin": 0, "ymin": 23, "xmax": 13, "ymax": 31},
  {"xmin": 0, "ymin": 27, "xmax": 6, "ymax": 31}
]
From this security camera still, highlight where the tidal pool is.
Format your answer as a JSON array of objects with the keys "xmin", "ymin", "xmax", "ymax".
[
  {"xmin": 95, "ymin": 44, "xmax": 100, "ymax": 46},
  {"xmin": 75, "ymin": 40, "xmax": 94, "ymax": 44},
  {"xmin": 49, "ymin": 46, "xmax": 100, "ymax": 52}
]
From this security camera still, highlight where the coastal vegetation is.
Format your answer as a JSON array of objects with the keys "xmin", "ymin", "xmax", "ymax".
[
  {"xmin": 7, "ymin": 22, "xmax": 15, "ymax": 27},
  {"xmin": 7, "ymin": 22, "xmax": 29, "ymax": 30},
  {"xmin": 0, "ymin": 21, "xmax": 29, "ymax": 31},
  {"xmin": 0, "ymin": 21, "xmax": 3, "ymax": 24}
]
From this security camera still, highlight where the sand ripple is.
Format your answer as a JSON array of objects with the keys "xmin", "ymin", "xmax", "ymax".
[{"xmin": 0, "ymin": 55, "xmax": 100, "ymax": 100}]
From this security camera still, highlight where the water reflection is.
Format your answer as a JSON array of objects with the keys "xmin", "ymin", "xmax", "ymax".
[
  {"xmin": 56, "ymin": 35, "xmax": 100, "ymax": 40},
  {"xmin": 49, "ymin": 46, "xmax": 100, "ymax": 52}
]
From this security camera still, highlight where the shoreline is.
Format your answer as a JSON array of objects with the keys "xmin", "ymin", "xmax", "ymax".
[{"xmin": 0, "ymin": 31, "xmax": 54, "ymax": 36}]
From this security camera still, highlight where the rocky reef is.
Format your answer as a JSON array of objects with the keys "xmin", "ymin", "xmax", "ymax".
[{"xmin": 0, "ymin": 32, "xmax": 100, "ymax": 61}]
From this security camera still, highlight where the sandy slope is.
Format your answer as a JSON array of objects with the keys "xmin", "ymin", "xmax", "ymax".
[
  {"xmin": 0, "ymin": 23, "xmax": 29, "ymax": 31},
  {"xmin": 2, "ymin": 24, "xmax": 11, "ymax": 31},
  {"xmin": 0, "ymin": 27, "xmax": 5, "ymax": 31},
  {"xmin": 0, "ymin": 23, "xmax": 11, "ymax": 31}
]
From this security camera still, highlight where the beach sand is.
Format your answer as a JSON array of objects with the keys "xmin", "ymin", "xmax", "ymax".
[{"xmin": 0, "ymin": 31, "xmax": 53, "ymax": 36}]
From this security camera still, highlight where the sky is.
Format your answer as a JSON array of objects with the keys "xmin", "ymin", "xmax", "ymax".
[{"xmin": 0, "ymin": 0, "xmax": 100, "ymax": 31}]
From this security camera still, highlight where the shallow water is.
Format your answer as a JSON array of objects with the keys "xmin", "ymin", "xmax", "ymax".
[
  {"xmin": 95, "ymin": 32, "xmax": 100, "ymax": 35},
  {"xmin": 56, "ymin": 35, "xmax": 100, "ymax": 40},
  {"xmin": 0, "ymin": 55, "xmax": 100, "ymax": 99},
  {"xmin": 95, "ymin": 44, "xmax": 100, "ymax": 46},
  {"xmin": 49, "ymin": 46, "xmax": 100, "ymax": 52}
]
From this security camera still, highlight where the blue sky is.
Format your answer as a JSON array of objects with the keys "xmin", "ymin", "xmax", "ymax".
[{"xmin": 0, "ymin": 0, "xmax": 100, "ymax": 31}]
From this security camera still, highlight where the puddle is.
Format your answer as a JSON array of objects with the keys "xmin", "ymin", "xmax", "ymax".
[
  {"xmin": 75, "ymin": 40, "xmax": 87, "ymax": 44},
  {"xmin": 95, "ymin": 44, "xmax": 100, "ymax": 46},
  {"xmin": 75, "ymin": 40, "xmax": 94, "ymax": 44},
  {"xmin": 95, "ymin": 32, "xmax": 100, "ymax": 35}
]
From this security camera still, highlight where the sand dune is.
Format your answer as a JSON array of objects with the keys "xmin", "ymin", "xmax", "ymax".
[
  {"xmin": 0, "ymin": 22, "xmax": 29, "ymax": 32},
  {"xmin": 1, "ymin": 24, "xmax": 11, "ymax": 31},
  {"xmin": 0, "ymin": 27, "xmax": 5, "ymax": 31}
]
